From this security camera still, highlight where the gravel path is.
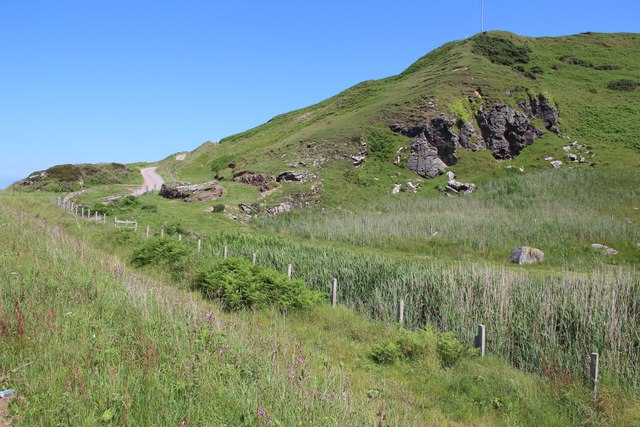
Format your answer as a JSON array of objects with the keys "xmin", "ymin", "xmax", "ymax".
[{"xmin": 133, "ymin": 167, "xmax": 164, "ymax": 195}]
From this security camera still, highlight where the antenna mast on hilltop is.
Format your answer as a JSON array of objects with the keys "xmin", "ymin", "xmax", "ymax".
[{"xmin": 481, "ymin": 0, "xmax": 484, "ymax": 33}]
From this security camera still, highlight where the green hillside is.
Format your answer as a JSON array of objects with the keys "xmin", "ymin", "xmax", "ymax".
[{"xmin": 156, "ymin": 31, "xmax": 640, "ymax": 207}]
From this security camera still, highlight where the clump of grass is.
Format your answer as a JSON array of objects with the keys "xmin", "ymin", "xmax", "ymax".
[{"xmin": 192, "ymin": 257, "xmax": 322, "ymax": 311}]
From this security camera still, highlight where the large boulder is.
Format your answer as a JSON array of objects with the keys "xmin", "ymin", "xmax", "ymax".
[
  {"xmin": 510, "ymin": 246, "xmax": 544, "ymax": 265},
  {"xmin": 159, "ymin": 181, "xmax": 225, "ymax": 202},
  {"xmin": 477, "ymin": 104, "xmax": 543, "ymax": 160},
  {"xmin": 407, "ymin": 133, "xmax": 448, "ymax": 179}
]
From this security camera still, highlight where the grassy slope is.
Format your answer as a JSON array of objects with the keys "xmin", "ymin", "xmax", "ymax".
[
  {"xmin": 1, "ymin": 196, "xmax": 638, "ymax": 426},
  {"xmin": 156, "ymin": 31, "xmax": 640, "ymax": 201}
]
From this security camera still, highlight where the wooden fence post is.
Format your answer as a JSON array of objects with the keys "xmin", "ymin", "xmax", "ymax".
[
  {"xmin": 82, "ymin": 207, "xmax": 85, "ymax": 219},
  {"xmin": 103, "ymin": 214, "xmax": 106, "ymax": 224},
  {"xmin": 94, "ymin": 211, "xmax": 98, "ymax": 221},
  {"xmin": 252, "ymin": 253, "xmax": 257, "ymax": 265},
  {"xmin": 146, "ymin": 225, "xmax": 150, "ymax": 239},
  {"xmin": 287, "ymin": 264, "xmax": 292, "ymax": 279},
  {"xmin": 474, "ymin": 324, "xmax": 486, "ymax": 357},
  {"xmin": 178, "ymin": 233, "xmax": 182, "ymax": 241},
  {"xmin": 398, "ymin": 299, "xmax": 405, "ymax": 324},
  {"xmin": 197, "ymin": 239, "xmax": 201, "ymax": 255},
  {"xmin": 134, "ymin": 222, "xmax": 138, "ymax": 232},
  {"xmin": 590, "ymin": 352, "xmax": 599, "ymax": 397},
  {"xmin": 332, "ymin": 278, "xmax": 338, "ymax": 308},
  {"xmin": 223, "ymin": 246, "xmax": 228, "ymax": 258}
]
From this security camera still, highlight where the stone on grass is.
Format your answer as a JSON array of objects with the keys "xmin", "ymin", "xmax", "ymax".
[{"xmin": 510, "ymin": 246, "xmax": 544, "ymax": 265}]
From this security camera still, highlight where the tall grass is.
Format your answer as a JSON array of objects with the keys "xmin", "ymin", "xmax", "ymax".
[
  {"xmin": 163, "ymin": 232, "xmax": 640, "ymax": 390},
  {"xmin": 0, "ymin": 204, "xmax": 390, "ymax": 425},
  {"xmin": 254, "ymin": 169, "xmax": 640, "ymax": 267}
]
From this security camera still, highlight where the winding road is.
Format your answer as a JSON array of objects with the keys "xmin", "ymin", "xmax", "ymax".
[{"xmin": 133, "ymin": 167, "xmax": 165, "ymax": 195}]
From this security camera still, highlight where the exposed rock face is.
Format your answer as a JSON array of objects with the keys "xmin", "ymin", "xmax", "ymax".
[
  {"xmin": 159, "ymin": 181, "xmax": 225, "ymax": 202},
  {"xmin": 476, "ymin": 104, "xmax": 543, "ymax": 160},
  {"xmin": 510, "ymin": 247, "xmax": 545, "ymax": 264},
  {"xmin": 458, "ymin": 121, "xmax": 484, "ymax": 152},
  {"xmin": 232, "ymin": 172, "xmax": 275, "ymax": 192},
  {"xmin": 529, "ymin": 94, "xmax": 560, "ymax": 134},
  {"xmin": 407, "ymin": 133, "xmax": 448, "ymax": 179}
]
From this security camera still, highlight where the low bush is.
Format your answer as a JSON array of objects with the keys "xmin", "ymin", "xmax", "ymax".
[
  {"xmin": 131, "ymin": 238, "xmax": 189, "ymax": 269},
  {"xmin": 192, "ymin": 258, "xmax": 322, "ymax": 312},
  {"xmin": 472, "ymin": 34, "xmax": 530, "ymax": 66},
  {"xmin": 607, "ymin": 79, "xmax": 638, "ymax": 91},
  {"xmin": 140, "ymin": 203, "xmax": 158, "ymax": 213},
  {"xmin": 212, "ymin": 204, "xmax": 225, "ymax": 213},
  {"xmin": 164, "ymin": 221, "xmax": 187, "ymax": 236}
]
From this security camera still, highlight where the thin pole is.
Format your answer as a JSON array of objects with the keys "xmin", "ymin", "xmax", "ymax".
[
  {"xmin": 332, "ymin": 278, "xmax": 338, "ymax": 308},
  {"xmin": 481, "ymin": 0, "xmax": 484, "ymax": 33}
]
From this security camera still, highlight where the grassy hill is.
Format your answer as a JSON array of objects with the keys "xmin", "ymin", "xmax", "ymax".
[{"xmin": 156, "ymin": 31, "xmax": 640, "ymax": 205}]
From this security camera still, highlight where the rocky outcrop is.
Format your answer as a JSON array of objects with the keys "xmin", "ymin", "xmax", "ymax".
[
  {"xmin": 407, "ymin": 133, "xmax": 448, "ymax": 179},
  {"xmin": 476, "ymin": 104, "xmax": 543, "ymax": 160},
  {"xmin": 510, "ymin": 247, "xmax": 544, "ymax": 264},
  {"xmin": 527, "ymin": 94, "xmax": 560, "ymax": 134},
  {"xmin": 232, "ymin": 172, "xmax": 275, "ymax": 192},
  {"xmin": 389, "ymin": 116, "xmax": 458, "ymax": 165},
  {"xmin": 159, "ymin": 181, "xmax": 225, "ymax": 202},
  {"xmin": 458, "ymin": 121, "xmax": 484, "ymax": 151}
]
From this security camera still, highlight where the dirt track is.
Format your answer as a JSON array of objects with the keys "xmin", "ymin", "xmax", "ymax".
[{"xmin": 133, "ymin": 167, "xmax": 164, "ymax": 195}]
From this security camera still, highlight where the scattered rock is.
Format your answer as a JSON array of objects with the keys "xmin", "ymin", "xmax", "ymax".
[
  {"xmin": 591, "ymin": 243, "xmax": 619, "ymax": 255},
  {"xmin": 224, "ymin": 213, "xmax": 239, "ymax": 221},
  {"xmin": 445, "ymin": 172, "xmax": 476, "ymax": 194},
  {"xmin": 175, "ymin": 153, "xmax": 187, "ymax": 161},
  {"xmin": 391, "ymin": 184, "xmax": 402, "ymax": 194},
  {"xmin": 407, "ymin": 133, "xmax": 448, "ymax": 179},
  {"xmin": 265, "ymin": 202, "xmax": 293, "ymax": 216},
  {"xmin": 407, "ymin": 181, "xmax": 419, "ymax": 193},
  {"xmin": 544, "ymin": 156, "xmax": 554, "ymax": 161},
  {"xmin": 239, "ymin": 203, "xmax": 258, "ymax": 214},
  {"xmin": 510, "ymin": 246, "xmax": 545, "ymax": 264},
  {"xmin": 159, "ymin": 181, "xmax": 225, "ymax": 202},
  {"xmin": 232, "ymin": 171, "xmax": 276, "ymax": 192},
  {"xmin": 350, "ymin": 139, "xmax": 368, "ymax": 166},
  {"xmin": 550, "ymin": 160, "xmax": 563, "ymax": 169}
]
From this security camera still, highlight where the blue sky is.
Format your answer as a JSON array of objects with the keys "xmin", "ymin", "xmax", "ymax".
[{"xmin": 0, "ymin": 0, "xmax": 637, "ymax": 188}]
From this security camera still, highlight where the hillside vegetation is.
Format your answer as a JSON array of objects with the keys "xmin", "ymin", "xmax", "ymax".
[{"xmin": 2, "ymin": 196, "xmax": 639, "ymax": 425}]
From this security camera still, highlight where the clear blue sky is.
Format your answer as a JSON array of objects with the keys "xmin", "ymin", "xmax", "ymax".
[{"xmin": 1, "ymin": 0, "xmax": 637, "ymax": 188}]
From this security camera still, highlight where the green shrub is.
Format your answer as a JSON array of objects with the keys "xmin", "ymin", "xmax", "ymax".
[
  {"xmin": 212, "ymin": 204, "xmax": 225, "ymax": 213},
  {"xmin": 367, "ymin": 130, "xmax": 395, "ymax": 161},
  {"xmin": 114, "ymin": 228, "xmax": 138, "ymax": 245},
  {"xmin": 472, "ymin": 34, "xmax": 530, "ymax": 66},
  {"xmin": 192, "ymin": 258, "xmax": 322, "ymax": 312},
  {"xmin": 369, "ymin": 327, "xmax": 439, "ymax": 364},
  {"xmin": 210, "ymin": 155, "xmax": 236, "ymax": 174},
  {"xmin": 164, "ymin": 221, "xmax": 187, "ymax": 236},
  {"xmin": 140, "ymin": 204, "xmax": 158, "ymax": 213},
  {"xmin": 437, "ymin": 332, "xmax": 477, "ymax": 367},
  {"xmin": 131, "ymin": 238, "xmax": 189, "ymax": 269},
  {"xmin": 369, "ymin": 341, "xmax": 402, "ymax": 364},
  {"xmin": 607, "ymin": 79, "xmax": 638, "ymax": 91}
]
